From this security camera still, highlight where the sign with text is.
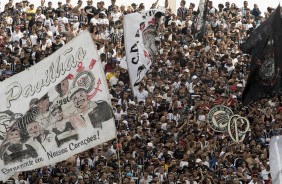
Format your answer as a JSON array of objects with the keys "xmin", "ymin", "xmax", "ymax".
[
  {"xmin": 124, "ymin": 9, "xmax": 163, "ymax": 94},
  {"xmin": 0, "ymin": 31, "xmax": 115, "ymax": 181}
]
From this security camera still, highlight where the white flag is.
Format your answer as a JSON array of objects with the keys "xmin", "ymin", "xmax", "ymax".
[
  {"xmin": 0, "ymin": 31, "xmax": 115, "ymax": 181},
  {"xmin": 124, "ymin": 9, "xmax": 163, "ymax": 95},
  {"xmin": 270, "ymin": 136, "xmax": 282, "ymax": 184}
]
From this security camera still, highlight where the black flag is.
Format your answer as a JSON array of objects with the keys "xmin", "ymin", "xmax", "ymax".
[{"xmin": 241, "ymin": 5, "xmax": 282, "ymax": 106}]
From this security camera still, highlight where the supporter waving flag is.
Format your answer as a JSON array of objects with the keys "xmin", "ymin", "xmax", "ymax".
[{"xmin": 241, "ymin": 5, "xmax": 282, "ymax": 105}]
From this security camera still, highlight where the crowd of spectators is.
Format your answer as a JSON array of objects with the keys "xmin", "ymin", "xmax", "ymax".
[{"xmin": 0, "ymin": 0, "xmax": 280, "ymax": 183}]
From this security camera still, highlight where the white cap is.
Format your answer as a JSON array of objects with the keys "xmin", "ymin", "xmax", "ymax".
[
  {"xmin": 128, "ymin": 101, "xmax": 136, "ymax": 106},
  {"xmin": 147, "ymin": 142, "xmax": 154, "ymax": 147},
  {"xmin": 192, "ymin": 75, "xmax": 198, "ymax": 80},
  {"xmin": 196, "ymin": 159, "xmax": 202, "ymax": 163}
]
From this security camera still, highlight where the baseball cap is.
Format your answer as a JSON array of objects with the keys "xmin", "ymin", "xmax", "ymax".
[{"xmin": 69, "ymin": 86, "xmax": 87, "ymax": 99}]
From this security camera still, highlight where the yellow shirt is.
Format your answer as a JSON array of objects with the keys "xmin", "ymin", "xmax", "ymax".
[
  {"xmin": 106, "ymin": 72, "xmax": 115, "ymax": 81},
  {"xmin": 26, "ymin": 9, "xmax": 36, "ymax": 20}
]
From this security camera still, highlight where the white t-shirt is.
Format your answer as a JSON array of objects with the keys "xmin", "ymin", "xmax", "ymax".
[
  {"xmin": 98, "ymin": 18, "xmax": 109, "ymax": 25},
  {"xmin": 30, "ymin": 34, "xmax": 38, "ymax": 46},
  {"xmin": 135, "ymin": 90, "xmax": 148, "ymax": 103},
  {"xmin": 110, "ymin": 12, "xmax": 122, "ymax": 22},
  {"xmin": 58, "ymin": 16, "xmax": 68, "ymax": 24},
  {"xmin": 90, "ymin": 17, "xmax": 99, "ymax": 25},
  {"xmin": 11, "ymin": 31, "xmax": 23, "ymax": 42}
]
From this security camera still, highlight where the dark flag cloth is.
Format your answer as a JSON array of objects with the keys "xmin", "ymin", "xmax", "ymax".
[{"xmin": 241, "ymin": 5, "xmax": 282, "ymax": 106}]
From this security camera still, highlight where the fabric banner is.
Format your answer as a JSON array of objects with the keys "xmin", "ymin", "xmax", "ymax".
[
  {"xmin": 124, "ymin": 9, "xmax": 163, "ymax": 94},
  {"xmin": 0, "ymin": 31, "xmax": 115, "ymax": 181},
  {"xmin": 195, "ymin": 0, "xmax": 208, "ymax": 41},
  {"xmin": 270, "ymin": 136, "xmax": 282, "ymax": 184},
  {"xmin": 168, "ymin": 0, "xmax": 176, "ymax": 14},
  {"xmin": 241, "ymin": 5, "xmax": 282, "ymax": 105}
]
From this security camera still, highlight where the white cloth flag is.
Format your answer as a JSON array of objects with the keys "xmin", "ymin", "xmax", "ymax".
[
  {"xmin": 196, "ymin": 0, "xmax": 206, "ymax": 31},
  {"xmin": 270, "ymin": 136, "xmax": 282, "ymax": 184},
  {"xmin": 0, "ymin": 31, "xmax": 115, "ymax": 181},
  {"xmin": 124, "ymin": 9, "xmax": 163, "ymax": 94}
]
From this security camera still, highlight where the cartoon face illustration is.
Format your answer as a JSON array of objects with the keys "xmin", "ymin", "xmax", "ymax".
[
  {"xmin": 38, "ymin": 98, "xmax": 50, "ymax": 113},
  {"xmin": 7, "ymin": 129, "xmax": 21, "ymax": 144},
  {"xmin": 71, "ymin": 90, "xmax": 88, "ymax": 110},
  {"xmin": 26, "ymin": 121, "xmax": 42, "ymax": 138},
  {"xmin": 59, "ymin": 78, "xmax": 70, "ymax": 96},
  {"xmin": 52, "ymin": 108, "xmax": 64, "ymax": 122}
]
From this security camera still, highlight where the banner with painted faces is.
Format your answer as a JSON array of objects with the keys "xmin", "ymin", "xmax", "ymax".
[{"xmin": 0, "ymin": 31, "xmax": 115, "ymax": 181}]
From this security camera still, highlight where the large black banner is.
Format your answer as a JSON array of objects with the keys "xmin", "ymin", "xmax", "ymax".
[{"xmin": 241, "ymin": 5, "xmax": 282, "ymax": 105}]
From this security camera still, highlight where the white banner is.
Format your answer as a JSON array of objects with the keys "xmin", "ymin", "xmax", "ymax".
[
  {"xmin": 168, "ymin": 0, "xmax": 176, "ymax": 14},
  {"xmin": 124, "ymin": 9, "xmax": 163, "ymax": 94},
  {"xmin": 270, "ymin": 136, "xmax": 282, "ymax": 184},
  {"xmin": 0, "ymin": 31, "xmax": 115, "ymax": 181}
]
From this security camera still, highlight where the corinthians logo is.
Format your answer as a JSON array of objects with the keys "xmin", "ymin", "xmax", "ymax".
[
  {"xmin": 207, "ymin": 106, "xmax": 233, "ymax": 132},
  {"xmin": 71, "ymin": 60, "xmax": 103, "ymax": 99},
  {"xmin": 72, "ymin": 70, "xmax": 95, "ymax": 93}
]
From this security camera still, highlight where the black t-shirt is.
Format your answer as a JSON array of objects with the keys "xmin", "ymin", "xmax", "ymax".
[
  {"xmin": 164, "ymin": 15, "xmax": 171, "ymax": 27},
  {"xmin": 46, "ymin": 7, "xmax": 56, "ymax": 19},
  {"xmin": 174, "ymin": 149, "xmax": 185, "ymax": 160},
  {"xmin": 52, "ymin": 42, "xmax": 63, "ymax": 52},
  {"xmin": 84, "ymin": 5, "xmax": 97, "ymax": 21}
]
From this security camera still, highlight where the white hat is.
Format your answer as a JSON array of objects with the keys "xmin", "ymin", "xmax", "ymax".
[
  {"xmin": 219, "ymin": 151, "xmax": 226, "ymax": 157},
  {"xmin": 196, "ymin": 43, "xmax": 202, "ymax": 47},
  {"xmin": 183, "ymin": 45, "xmax": 188, "ymax": 50},
  {"xmin": 196, "ymin": 159, "xmax": 202, "ymax": 163},
  {"xmin": 128, "ymin": 101, "xmax": 136, "ymax": 106},
  {"xmin": 205, "ymin": 46, "xmax": 210, "ymax": 52},
  {"xmin": 192, "ymin": 75, "xmax": 198, "ymax": 80},
  {"xmin": 69, "ymin": 86, "xmax": 87, "ymax": 99},
  {"xmin": 147, "ymin": 142, "xmax": 154, "ymax": 147},
  {"xmin": 236, "ymin": 83, "xmax": 243, "ymax": 87},
  {"xmin": 184, "ymin": 69, "xmax": 190, "ymax": 73},
  {"xmin": 141, "ymin": 113, "xmax": 148, "ymax": 119}
]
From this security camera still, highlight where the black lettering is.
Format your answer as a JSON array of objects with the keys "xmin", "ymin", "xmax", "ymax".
[
  {"xmin": 69, "ymin": 143, "xmax": 75, "ymax": 150},
  {"xmin": 130, "ymin": 42, "xmax": 139, "ymax": 53},
  {"xmin": 47, "ymin": 151, "xmax": 54, "ymax": 159},
  {"xmin": 47, "ymin": 148, "xmax": 68, "ymax": 160},
  {"xmin": 132, "ymin": 55, "xmax": 139, "ymax": 65},
  {"xmin": 35, "ymin": 158, "xmax": 43, "ymax": 163},
  {"xmin": 1, "ymin": 168, "xmax": 9, "ymax": 175}
]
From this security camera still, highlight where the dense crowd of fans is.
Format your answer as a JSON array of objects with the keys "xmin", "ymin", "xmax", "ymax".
[{"xmin": 0, "ymin": 0, "xmax": 280, "ymax": 183}]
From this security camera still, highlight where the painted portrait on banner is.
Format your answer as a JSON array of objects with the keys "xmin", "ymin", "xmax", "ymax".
[{"xmin": 0, "ymin": 31, "xmax": 115, "ymax": 181}]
